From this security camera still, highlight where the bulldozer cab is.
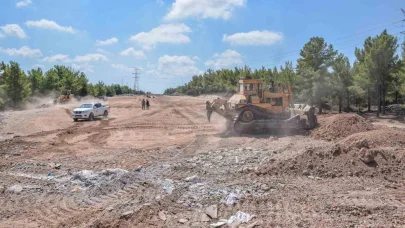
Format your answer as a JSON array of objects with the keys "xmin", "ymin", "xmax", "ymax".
[
  {"xmin": 238, "ymin": 79, "xmax": 263, "ymax": 101},
  {"xmin": 62, "ymin": 90, "xmax": 71, "ymax": 95},
  {"xmin": 235, "ymin": 79, "xmax": 292, "ymax": 112}
]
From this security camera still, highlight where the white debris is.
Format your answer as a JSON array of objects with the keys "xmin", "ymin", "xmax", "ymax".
[
  {"xmin": 210, "ymin": 219, "xmax": 228, "ymax": 227},
  {"xmin": 162, "ymin": 179, "xmax": 175, "ymax": 194},
  {"xmin": 227, "ymin": 211, "xmax": 255, "ymax": 224},
  {"xmin": 179, "ymin": 218, "xmax": 188, "ymax": 224},
  {"xmin": 185, "ymin": 175, "xmax": 201, "ymax": 183},
  {"xmin": 221, "ymin": 192, "xmax": 242, "ymax": 205},
  {"xmin": 7, "ymin": 185, "xmax": 23, "ymax": 193}
]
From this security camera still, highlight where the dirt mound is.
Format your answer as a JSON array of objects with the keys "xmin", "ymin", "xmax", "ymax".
[
  {"xmin": 258, "ymin": 127, "xmax": 405, "ymax": 180},
  {"xmin": 311, "ymin": 114, "xmax": 375, "ymax": 141},
  {"xmin": 339, "ymin": 127, "xmax": 405, "ymax": 148}
]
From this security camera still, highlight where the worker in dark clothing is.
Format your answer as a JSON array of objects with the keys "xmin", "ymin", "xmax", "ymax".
[
  {"xmin": 142, "ymin": 99, "xmax": 145, "ymax": 110},
  {"xmin": 146, "ymin": 100, "xmax": 150, "ymax": 110}
]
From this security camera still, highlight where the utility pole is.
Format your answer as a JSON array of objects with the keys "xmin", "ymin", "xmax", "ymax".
[{"xmin": 132, "ymin": 67, "xmax": 140, "ymax": 94}]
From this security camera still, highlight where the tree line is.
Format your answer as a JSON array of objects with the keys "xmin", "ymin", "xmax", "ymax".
[
  {"xmin": 0, "ymin": 62, "xmax": 144, "ymax": 109},
  {"xmin": 164, "ymin": 30, "xmax": 405, "ymax": 116}
]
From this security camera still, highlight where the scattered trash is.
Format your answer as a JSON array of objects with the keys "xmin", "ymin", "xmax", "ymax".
[
  {"xmin": 48, "ymin": 163, "xmax": 61, "ymax": 169},
  {"xmin": 227, "ymin": 211, "xmax": 255, "ymax": 224},
  {"xmin": 162, "ymin": 179, "xmax": 174, "ymax": 194},
  {"xmin": 120, "ymin": 210, "xmax": 134, "ymax": 219},
  {"xmin": 205, "ymin": 204, "xmax": 218, "ymax": 219},
  {"xmin": 7, "ymin": 185, "xmax": 23, "ymax": 194},
  {"xmin": 185, "ymin": 175, "xmax": 201, "ymax": 183},
  {"xmin": 221, "ymin": 192, "xmax": 243, "ymax": 205},
  {"xmin": 47, "ymin": 172, "xmax": 54, "ymax": 177},
  {"xmin": 210, "ymin": 219, "xmax": 228, "ymax": 227},
  {"xmin": 178, "ymin": 218, "xmax": 188, "ymax": 224}
]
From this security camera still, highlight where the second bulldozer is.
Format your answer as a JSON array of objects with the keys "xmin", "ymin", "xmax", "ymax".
[
  {"xmin": 54, "ymin": 90, "xmax": 75, "ymax": 105},
  {"xmin": 206, "ymin": 78, "xmax": 317, "ymax": 134}
]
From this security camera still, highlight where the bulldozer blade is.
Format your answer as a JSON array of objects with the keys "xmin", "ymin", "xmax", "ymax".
[{"xmin": 207, "ymin": 110, "xmax": 213, "ymax": 122}]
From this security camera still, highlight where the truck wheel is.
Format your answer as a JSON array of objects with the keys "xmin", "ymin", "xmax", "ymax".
[
  {"xmin": 73, "ymin": 118, "xmax": 78, "ymax": 122},
  {"xmin": 89, "ymin": 113, "xmax": 94, "ymax": 121},
  {"xmin": 103, "ymin": 110, "xmax": 108, "ymax": 117}
]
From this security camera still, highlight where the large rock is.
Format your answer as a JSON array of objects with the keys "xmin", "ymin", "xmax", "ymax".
[
  {"xmin": 205, "ymin": 204, "xmax": 218, "ymax": 219},
  {"xmin": 120, "ymin": 210, "xmax": 134, "ymax": 219},
  {"xmin": 158, "ymin": 211, "xmax": 167, "ymax": 221},
  {"xmin": 201, "ymin": 213, "xmax": 211, "ymax": 222},
  {"xmin": 179, "ymin": 218, "xmax": 188, "ymax": 224}
]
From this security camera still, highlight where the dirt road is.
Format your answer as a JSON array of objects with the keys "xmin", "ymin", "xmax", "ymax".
[{"xmin": 0, "ymin": 96, "xmax": 404, "ymax": 227}]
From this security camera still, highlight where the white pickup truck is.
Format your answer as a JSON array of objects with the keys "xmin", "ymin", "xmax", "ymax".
[{"xmin": 72, "ymin": 102, "xmax": 109, "ymax": 121}]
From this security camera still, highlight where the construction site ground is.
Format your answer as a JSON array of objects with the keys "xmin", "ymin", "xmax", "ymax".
[{"xmin": 1, "ymin": 96, "xmax": 405, "ymax": 227}]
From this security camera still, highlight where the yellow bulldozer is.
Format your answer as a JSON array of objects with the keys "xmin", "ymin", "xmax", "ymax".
[
  {"xmin": 206, "ymin": 78, "xmax": 317, "ymax": 134},
  {"xmin": 54, "ymin": 90, "xmax": 75, "ymax": 105}
]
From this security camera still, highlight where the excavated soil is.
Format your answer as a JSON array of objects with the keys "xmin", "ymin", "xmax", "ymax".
[
  {"xmin": 311, "ymin": 113, "xmax": 375, "ymax": 141},
  {"xmin": 0, "ymin": 97, "xmax": 404, "ymax": 227}
]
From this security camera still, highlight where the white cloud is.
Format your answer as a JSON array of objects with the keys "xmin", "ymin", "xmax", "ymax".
[
  {"xmin": 42, "ymin": 53, "xmax": 108, "ymax": 63},
  {"xmin": 16, "ymin": 0, "xmax": 32, "ymax": 8},
  {"xmin": 96, "ymin": 48, "xmax": 111, "ymax": 55},
  {"xmin": 25, "ymin": 19, "xmax": 76, "ymax": 34},
  {"xmin": 157, "ymin": 0, "xmax": 164, "ymax": 5},
  {"xmin": 32, "ymin": 64, "xmax": 46, "ymax": 69},
  {"xmin": 73, "ymin": 53, "xmax": 108, "ymax": 62},
  {"xmin": 205, "ymin": 49, "xmax": 243, "ymax": 69},
  {"xmin": 129, "ymin": 23, "xmax": 191, "ymax": 50},
  {"xmin": 223, "ymin": 30, "xmax": 283, "ymax": 46},
  {"xmin": 0, "ymin": 24, "xmax": 27, "ymax": 39},
  {"xmin": 95, "ymin": 37, "xmax": 118, "ymax": 46},
  {"xmin": 42, "ymin": 54, "xmax": 71, "ymax": 63},
  {"xmin": 0, "ymin": 46, "xmax": 42, "ymax": 58},
  {"xmin": 72, "ymin": 63, "xmax": 94, "ymax": 73},
  {"xmin": 165, "ymin": 0, "xmax": 246, "ymax": 21},
  {"xmin": 111, "ymin": 64, "xmax": 133, "ymax": 73},
  {"xmin": 119, "ymin": 48, "xmax": 146, "ymax": 59},
  {"xmin": 0, "ymin": 33, "xmax": 4, "ymax": 38},
  {"xmin": 147, "ymin": 55, "xmax": 202, "ymax": 78}
]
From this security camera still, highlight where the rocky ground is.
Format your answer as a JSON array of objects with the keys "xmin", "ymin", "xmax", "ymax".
[{"xmin": 0, "ymin": 96, "xmax": 404, "ymax": 227}]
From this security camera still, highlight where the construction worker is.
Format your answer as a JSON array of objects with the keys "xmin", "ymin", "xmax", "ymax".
[
  {"xmin": 142, "ymin": 99, "xmax": 145, "ymax": 110},
  {"xmin": 146, "ymin": 99, "xmax": 150, "ymax": 110}
]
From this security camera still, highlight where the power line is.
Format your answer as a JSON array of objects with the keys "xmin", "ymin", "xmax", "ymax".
[
  {"xmin": 242, "ymin": 19, "xmax": 405, "ymax": 66},
  {"xmin": 401, "ymin": 8, "xmax": 405, "ymax": 37}
]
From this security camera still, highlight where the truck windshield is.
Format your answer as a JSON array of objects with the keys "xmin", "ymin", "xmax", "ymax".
[{"xmin": 80, "ymin": 104, "xmax": 93, "ymax": 108}]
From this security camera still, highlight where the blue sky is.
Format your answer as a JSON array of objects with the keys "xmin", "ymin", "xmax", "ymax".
[{"xmin": 1, "ymin": 0, "xmax": 404, "ymax": 93}]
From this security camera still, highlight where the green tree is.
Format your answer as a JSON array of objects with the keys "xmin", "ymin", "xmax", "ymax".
[
  {"xmin": 332, "ymin": 54, "xmax": 353, "ymax": 113},
  {"xmin": 43, "ymin": 69, "xmax": 59, "ymax": 92},
  {"xmin": 297, "ymin": 37, "xmax": 337, "ymax": 114},
  {"xmin": 3, "ymin": 61, "xmax": 31, "ymax": 107},
  {"xmin": 95, "ymin": 81, "xmax": 107, "ymax": 96},
  {"xmin": 355, "ymin": 30, "xmax": 400, "ymax": 116},
  {"xmin": 28, "ymin": 68, "xmax": 44, "ymax": 94}
]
